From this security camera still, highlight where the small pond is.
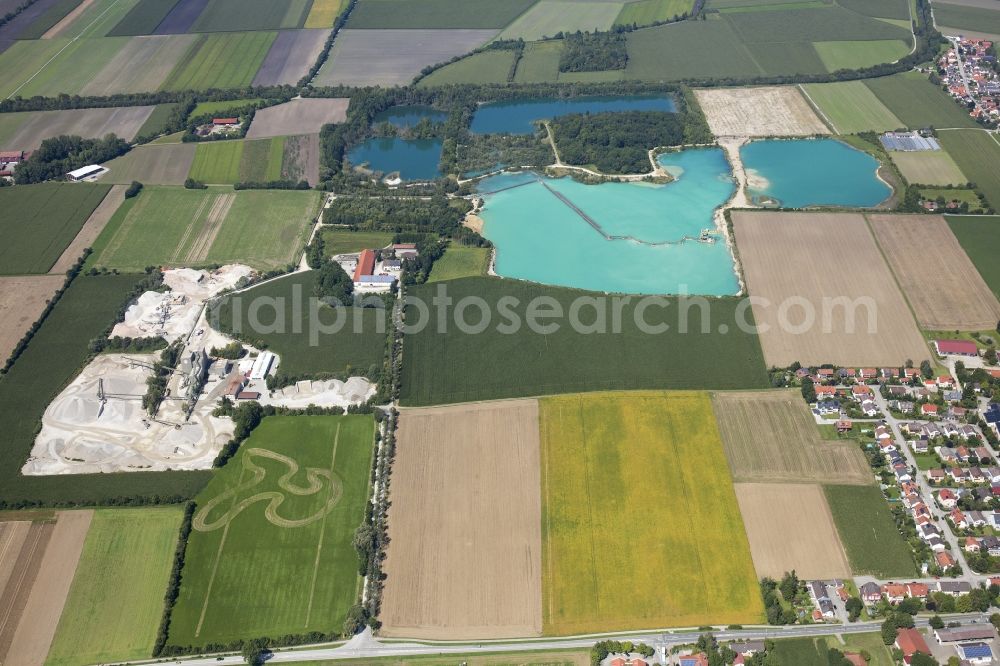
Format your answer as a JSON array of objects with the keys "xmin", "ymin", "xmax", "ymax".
[{"xmin": 348, "ymin": 137, "xmax": 443, "ymax": 181}]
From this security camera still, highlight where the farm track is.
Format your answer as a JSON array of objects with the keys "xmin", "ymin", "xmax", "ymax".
[
  {"xmin": 0, "ymin": 521, "xmax": 53, "ymax": 663},
  {"xmin": 186, "ymin": 192, "xmax": 235, "ymax": 263}
]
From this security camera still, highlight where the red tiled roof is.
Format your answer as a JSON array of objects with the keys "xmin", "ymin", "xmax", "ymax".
[
  {"xmin": 353, "ymin": 249, "xmax": 376, "ymax": 282},
  {"xmin": 213, "ymin": 117, "xmax": 239, "ymax": 125},
  {"xmin": 895, "ymin": 628, "xmax": 930, "ymax": 656},
  {"xmin": 936, "ymin": 339, "xmax": 979, "ymax": 355}
]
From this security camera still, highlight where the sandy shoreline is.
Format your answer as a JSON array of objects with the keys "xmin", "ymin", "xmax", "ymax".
[{"xmin": 715, "ymin": 137, "xmax": 757, "ymax": 296}]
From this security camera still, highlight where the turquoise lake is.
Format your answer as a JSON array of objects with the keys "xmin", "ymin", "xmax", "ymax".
[
  {"xmin": 470, "ymin": 94, "xmax": 677, "ymax": 135},
  {"xmin": 477, "ymin": 148, "xmax": 739, "ymax": 295},
  {"xmin": 373, "ymin": 105, "xmax": 447, "ymax": 128},
  {"xmin": 741, "ymin": 138, "xmax": 891, "ymax": 208},
  {"xmin": 348, "ymin": 137, "xmax": 442, "ymax": 180}
]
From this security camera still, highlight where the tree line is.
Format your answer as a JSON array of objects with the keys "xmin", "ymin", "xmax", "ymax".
[{"xmin": 14, "ymin": 134, "xmax": 129, "ymax": 183}]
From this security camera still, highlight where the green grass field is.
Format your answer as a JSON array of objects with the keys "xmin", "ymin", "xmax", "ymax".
[
  {"xmin": 946, "ymin": 215, "xmax": 1000, "ymax": 299},
  {"xmin": 90, "ymin": 187, "xmax": 317, "ymax": 271},
  {"xmin": 890, "ymin": 149, "xmax": 967, "ymax": 186},
  {"xmin": 624, "ymin": 20, "xmax": 764, "ymax": 80},
  {"xmin": 938, "ymin": 130, "xmax": 1000, "ymax": 211},
  {"xmin": 513, "ymin": 41, "xmax": 563, "ymax": 83},
  {"xmin": 0, "ymin": 274, "xmax": 211, "ymax": 505},
  {"xmin": 189, "ymin": 141, "xmax": 245, "ymax": 184},
  {"xmin": 935, "ymin": 2, "xmax": 1000, "ymax": 36},
  {"xmin": 136, "ymin": 103, "xmax": 179, "ymax": 139},
  {"xmin": 540, "ymin": 391, "xmax": 763, "ymax": 634},
  {"xmin": 160, "ymin": 32, "xmax": 276, "ymax": 91},
  {"xmin": 0, "ymin": 36, "xmax": 129, "ymax": 98},
  {"xmin": 0, "ymin": 39, "xmax": 72, "ymax": 97},
  {"xmin": 46, "ymin": 507, "xmax": 184, "ymax": 666},
  {"xmin": 399, "ymin": 277, "xmax": 769, "ymax": 406},
  {"xmin": 814, "ymin": 39, "xmax": 910, "ymax": 72},
  {"xmin": 238, "ymin": 137, "xmax": 285, "ymax": 183},
  {"xmin": 213, "ymin": 271, "xmax": 387, "ymax": 380},
  {"xmin": 419, "ymin": 50, "xmax": 515, "ymax": 86},
  {"xmin": 0, "ymin": 183, "xmax": 110, "ymax": 274},
  {"xmin": 166, "ymin": 415, "xmax": 374, "ymax": 646},
  {"xmin": 320, "ymin": 229, "xmax": 394, "ymax": 256},
  {"xmin": 427, "ymin": 246, "xmax": 489, "ymax": 282},
  {"xmin": 802, "ymin": 81, "xmax": 902, "ymax": 133},
  {"xmin": 191, "ymin": 0, "xmax": 310, "ymax": 32},
  {"xmin": 498, "ymin": 1, "xmax": 623, "ymax": 41},
  {"xmin": 824, "ymin": 485, "xmax": 918, "ymax": 578},
  {"xmin": 744, "ymin": 41, "xmax": 827, "ymax": 76},
  {"xmin": 205, "ymin": 189, "xmax": 318, "ymax": 268},
  {"xmin": 615, "ymin": 0, "xmax": 693, "ymax": 25},
  {"xmin": 346, "ymin": 0, "xmax": 538, "ymax": 28},
  {"xmin": 838, "ymin": 0, "xmax": 909, "ymax": 20},
  {"xmin": 108, "ymin": 0, "xmax": 182, "ymax": 35},
  {"xmin": 272, "ymin": 649, "xmax": 591, "ymax": 666},
  {"xmin": 191, "ymin": 99, "xmax": 264, "ymax": 118},
  {"xmin": 864, "ymin": 71, "xmax": 980, "ymax": 129},
  {"xmin": 723, "ymin": 5, "xmax": 910, "ymax": 42},
  {"xmin": 16, "ymin": 0, "xmax": 85, "ymax": 39}
]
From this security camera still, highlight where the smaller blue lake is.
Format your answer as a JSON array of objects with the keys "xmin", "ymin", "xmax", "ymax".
[
  {"xmin": 348, "ymin": 138, "xmax": 443, "ymax": 181},
  {"xmin": 373, "ymin": 105, "xmax": 448, "ymax": 128},
  {"xmin": 741, "ymin": 138, "xmax": 892, "ymax": 208},
  {"xmin": 470, "ymin": 95, "xmax": 677, "ymax": 135}
]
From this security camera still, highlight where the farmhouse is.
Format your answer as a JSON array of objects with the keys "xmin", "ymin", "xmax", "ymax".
[
  {"xmin": 0, "ymin": 150, "xmax": 24, "ymax": 177},
  {"xmin": 935, "ymin": 339, "xmax": 979, "ymax": 356}
]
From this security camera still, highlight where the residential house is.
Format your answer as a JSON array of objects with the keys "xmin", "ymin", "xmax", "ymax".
[
  {"xmin": 937, "ymin": 489, "xmax": 959, "ymax": 509},
  {"xmin": 935, "ymin": 551, "xmax": 956, "ymax": 570},
  {"xmin": 927, "ymin": 469, "xmax": 946, "ymax": 484},
  {"xmin": 955, "ymin": 642, "xmax": 993, "ymax": 665},
  {"xmin": 906, "ymin": 582, "xmax": 929, "ymax": 599},
  {"xmin": 860, "ymin": 582, "xmax": 882, "ymax": 604},
  {"xmin": 934, "ymin": 339, "xmax": 979, "ymax": 356},
  {"xmin": 859, "ymin": 368, "xmax": 877, "ymax": 381},
  {"xmin": 911, "ymin": 437, "xmax": 929, "ymax": 454},
  {"xmin": 976, "ymin": 446, "xmax": 992, "ymax": 462},
  {"xmin": 882, "ymin": 583, "xmax": 908, "ymax": 604},
  {"xmin": 817, "ymin": 399, "xmax": 841, "ymax": 416},
  {"xmin": 922, "ymin": 403, "xmax": 940, "ymax": 417},
  {"xmin": 951, "ymin": 508, "xmax": 969, "ymax": 529},
  {"xmin": 895, "ymin": 628, "xmax": 931, "ymax": 664},
  {"xmin": 966, "ymin": 536, "xmax": 982, "ymax": 552},
  {"xmin": 816, "ymin": 385, "xmax": 837, "ymax": 399}
]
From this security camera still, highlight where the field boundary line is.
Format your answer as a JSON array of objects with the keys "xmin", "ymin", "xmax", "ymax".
[
  {"xmin": 171, "ymin": 195, "xmax": 212, "ymax": 264},
  {"xmin": 797, "ymin": 84, "xmax": 838, "ymax": 134},
  {"xmin": 99, "ymin": 191, "xmax": 151, "ymax": 264},
  {"xmin": 194, "ymin": 465, "xmax": 246, "ymax": 638},
  {"xmin": 304, "ymin": 423, "xmax": 341, "ymax": 629},
  {"xmin": 862, "ymin": 212, "xmax": 930, "ymax": 341},
  {"xmin": 6, "ymin": 0, "xmax": 125, "ymax": 98}
]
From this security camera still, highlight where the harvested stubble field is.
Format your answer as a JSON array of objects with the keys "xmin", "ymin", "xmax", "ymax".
[
  {"xmin": 102, "ymin": 144, "xmax": 197, "ymax": 185},
  {"xmin": 540, "ymin": 391, "xmax": 763, "ymax": 634},
  {"xmin": 735, "ymin": 483, "xmax": 851, "ymax": 579},
  {"xmin": 318, "ymin": 29, "xmax": 498, "ymax": 87},
  {"xmin": 381, "ymin": 401, "xmax": 542, "ymax": 639},
  {"xmin": 166, "ymin": 415, "xmax": 374, "ymax": 646},
  {"xmin": 825, "ymin": 484, "xmax": 917, "ymax": 577},
  {"xmin": 947, "ymin": 215, "xmax": 1000, "ymax": 299},
  {"xmin": 305, "ymin": 0, "xmax": 345, "ymax": 27},
  {"xmin": 889, "ymin": 150, "xmax": 967, "ymax": 186},
  {"xmin": 0, "ymin": 183, "xmax": 110, "ymax": 275},
  {"xmin": 399, "ymin": 277, "xmax": 769, "ymax": 406},
  {"xmin": 732, "ymin": 211, "xmax": 930, "ymax": 367},
  {"xmin": 252, "ymin": 28, "xmax": 328, "ymax": 86},
  {"xmin": 246, "ymin": 98, "xmax": 350, "ymax": 139},
  {"xmin": 711, "ymin": 390, "xmax": 871, "ymax": 485},
  {"xmin": 45, "ymin": 507, "xmax": 183, "ymax": 666},
  {"xmin": 868, "ymin": 214, "xmax": 1000, "ymax": 330},
  {"xmin": 801, "ymin": 81, "xmax": 902, "ymax": 134},
  {"xmin": 693, "ymin": 86, "xmax": 829, "ymax": 136},
  {"xmin": 0, "ymin": 106, "xmax": 154, "ymax": 151},
  {"xmin": 0, "ymin": 510, "xmax": 92, "ymax": 666},
  {"xmin": 280, "ymin": 134, "xmax": 321, "ymax": 185},
  {"xmin": 0, "ymin": 275, "xmax": 63, "ymax": 363}
]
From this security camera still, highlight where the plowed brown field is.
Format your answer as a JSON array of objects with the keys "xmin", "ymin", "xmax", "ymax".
[
  {"xmin": 381, "ymin": 400, "xmax": 542, "ymax": 639},
  {"xmin": 732, "ymin": 211, "xmax": 930, "ymax": 367},
  {"xmin": 868, "ymin": 213, "xmax": 1000, "ymax": 330},
  {"xmin": 735, "ymin": 483, "xmax": 851, "ymax": 579}
]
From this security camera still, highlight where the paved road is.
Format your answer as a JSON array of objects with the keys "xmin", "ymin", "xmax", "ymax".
[{"xmin": 132, "ymin": 614, "xmax": 996, "ymax": 666}]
